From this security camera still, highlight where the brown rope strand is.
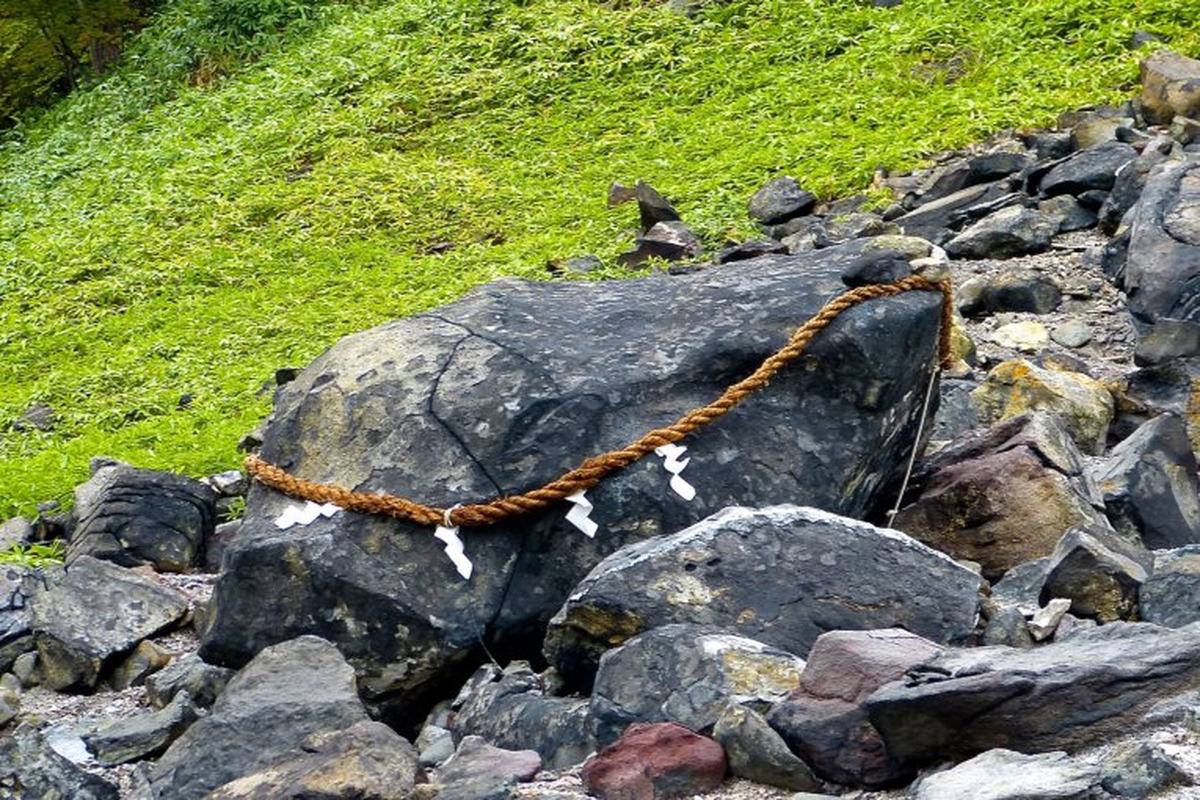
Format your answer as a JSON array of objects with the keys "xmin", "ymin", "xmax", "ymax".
[{"xmin": 245, "ymin": 276, "xmax": 954, "ymax": 528}]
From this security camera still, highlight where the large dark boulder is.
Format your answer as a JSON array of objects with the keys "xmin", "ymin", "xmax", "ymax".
[
  {"xmin": 200, "ymin": 245, "xmax": 947, "ymax": 721},
  {"xmin": 544, "ymin": 505, "xmax": 981, "ymax": 690},
  {"xmin": 866, "ymin": 622, "xmax": 1200, "ymax": 766}
]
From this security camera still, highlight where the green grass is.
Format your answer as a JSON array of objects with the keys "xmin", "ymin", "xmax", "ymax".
[
  {"xmin": 1, "ymin": 0, "xmax": 1198, "ymax": 518},
  {"xmin": 0, "ymin": 540, "xmax": 65, "ymax": 568}
]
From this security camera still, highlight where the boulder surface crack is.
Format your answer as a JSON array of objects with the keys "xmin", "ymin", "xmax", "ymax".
[{"xmin": 427, "ymin": 331, "xmax": 504, "ymax": 498}]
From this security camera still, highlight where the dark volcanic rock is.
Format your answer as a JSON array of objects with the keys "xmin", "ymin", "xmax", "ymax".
[
  {"xmin": 1133, "ymin": 318, "xmax": 1200, "ymax": 365},
  {"xmin": 590, "ymin": 623, "xmax": 805, "ymax": 745},
  {"xmin": 634, "ymin": 180, "xmax": 681, "ymax": 232},
  {"xmin": 866, "ymin": 622, "xmax": 1200, "ymax": 766},
  {"xmin": 976, "ymin": 269, "xmax": 1062, "ymax": 316},
  {"xmin": 145, "ymin": 653, "xmax": 234, "ymax": 709},
  {"xmin": 1039, "ymin": 524, "xmax": 1153, "ymax": 622},
  {"xmin": 149, "ymin": 636, "xmax": 369, "ymax": 800},
  {"xmin": 1141, "ymin": 545, "xmax": 1200, "ymax": 627},
  {"xmin": 581, "ymin": 722, "xmax": 726, "ymax": 800},
  {"xmin": 202, "ymin": 245, "xmax": 948, "ymax": 720},
  {"xmin": 713, "ymin": 704, "xmax": 822, "ymax": 792},
  {"xmin": 432, "ymin": 735, "xmax": 541, "ymax": 800},
  {"xmin": 31, "ymin": 556, "xmax": 188, "ymax": 691},
  {"xmin": 944, "ymin": 206, "xmax": 1058, "ymax": 259},
  {"xmin": 1033, "ymin": 141, "xmax": 1138, "ymax": 197},
  {"xmin": 618, "ymin": 220, "xmax": 703, "ymax": 267},
  {"xmin": 67, "ymin": 462, "xmax": 217, "ymax": 573},
  {"xmin": 0, "ymin": 723, "xmax": 118, "ymax": 799},
  {"xmin": 82, "ymin": 691, "xmax": 199, "ymax": 766},
  {"xmin": 749, "ymin": 176, "xmax": 817, "ymax": 225},
  {"xmin": 544, "ymin": 505, "xmax": 981, "ymax": 690},
  {"xmin": 715, "ymin": 239, "xmax": 788, "ymax": 264},
  {"xmin": 1100, "ymin": 740, "xmax": 1191, "ymax": 798},
  {"xmin": 895, "ymin": 181, "xmax": 1015, "ymax": 244},
  {"xmin": 1097, "ymin": 135, "xmax": 1177, "ymax": 233}
]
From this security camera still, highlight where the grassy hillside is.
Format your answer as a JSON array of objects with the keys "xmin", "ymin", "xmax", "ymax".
[{"xmin": 1, "ymin": 0, "xmax": 1197, "ymax": 518}]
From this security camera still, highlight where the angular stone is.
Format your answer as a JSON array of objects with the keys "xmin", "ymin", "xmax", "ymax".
[
  {"xmin": 149, "ymin": 636, "xmax": 369, "ymax": 800},
  {"xmin": 840, "ymin": 250, "xmax": 912, "ymax": 287},
  {"xmin": 715, "ymin": 239, "xmax": 788, "ymax": 264},
  {"xmin": 1140, "ymin": 545, "xmax": 1200, "ymax": 627},
  {"xmin": 432, "ymin": 735, "xmax": 541, "ymax": 800},
  {"xmin": 0, "ymin": 724, "xmax": 118, "ymax": 799},
  {"xmin": 895, "ymin": 181, "xmax": 1014, "ymax": 244},
  {"xmin": 545, "ymin": 506, "xmax": 981, "ymax": 690},
  {"xmin": 712, "ymin": 704, "xmax": 821, "ymax": 792},
  {"xmin": 990, "ymin": 321, "xmax": 1049, "ymax": 353},
  {"xmin": 110, "ymin": 639, "xmax": 172, "ymax": 691},
  {"xmin": 1040, "ymin": 525, "xmax": 1153, "ymax": 622},
  {"xmin": 922, "ymin": 151, "xmax": 1033, "ymax": 205},
  {"xmin": 0, "ymin": 564, "xmax": 42, "ymax": 651},
  {"xmin": 144, "ymin": 652, "xmax": 234, "ymax": 709},
  {"xmin": 202, "ymin": 721, "xmax": 420, "ymax": 800},
  {"xmin": 203, "ymin": 245, "xmax": 948, "ymax": 718},
  {"xmin": 617, "ymin": 220, "xmax": 703, "ymax": 267},
  {"xmin": 1141, "ymin": 49, "xmax": 1200, "ymax": 125},
  {"xmin": 0, "ymin": 678, "xmax": 19, "ymax": 726},
  {"xmin": 1028, "ymin": 598, "xmax": 1071, "ymax": 641},
  {"xmin": 82, "ymin": 691, "xmax": 199, "ymax": 766},
  {"xmin": 67, "ymin": 462, "xmax": 217, "ymax": 573},
  {"xmin": 748, "ymin": 177, "xmax": 816, "ymax": 225},
  {"xmin": 975, "ymin": 269, "xmax": 1062, "ymax": 316},
  {"xmin": 581, "ymin": 722, "xmax": 725, "ymax": 800},
  {"xmin": 866, "ymin": 623, "xmax": 1200, "ymax": 765},
  {"xmin": 823, "ymin": 212, "xmax": 899, "ymax": 243},
  {"xmin": 1100, "ymin": 740, "xmax": 1191, "ymax": 798},
  {"xmin": 1039, "ymin": 195, "xmax": 1097, "ymax": 233},
  {"xmin": 982, "ymin": 603, "xmax": 1034, "ymax": 648},
  {"xmin": 590, "ymin": 623, "xmax": 805, "ymax": 745},
  {"xmin": 449, "ymin": 661, "xmax": 595, "ymax": 770},
  {"xmin": 971, "ymin": 359, "xmax": 1113, "ymax": 454},
  {"xmin": 1097, "ymin": 136, "xmax": 1177, "ymax": 234},
  {"xmin": 0, "ymin": 516, "xmax": 31, "ymax": 551},
  {"xmin": 767, "ymin": 629, "xmax": 942, "ymax": 787},
  {"xmin": 915, "ymin": 749, "xmax": 1100, "ymax": 800},
  {"xmin": 893, "ymin": 412, "xmax": 1107, "ymax": 580},
  {"xmin": 945, "ymin": 206, "xmax": 1058, "ymax": 259},
  {"xmin": 1134, "ymin": 318, "xmax": 1200, "ymax": 365},
  {"xmin": 31, "ymin": 556, "xmax": 188, "ymax": 691},
  {"xmin": 417, "ymin": 724, "xmax": 455, "ymax": 768},
  {"xmin": 1092, "ymin": 414, "xmax": 1200, "ymax": 548},
  {"xmin": 1034, "ymin": 141, "xmax": 1138, "ymax": 197},
  {"xmin": 634, "ymin": 180, "xmax": 681, "ymax": 232}
]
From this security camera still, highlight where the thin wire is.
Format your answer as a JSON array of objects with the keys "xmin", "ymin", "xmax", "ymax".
[{"xmin": 887, "ymin": 363, "xmax": 942, "ymax": 529}]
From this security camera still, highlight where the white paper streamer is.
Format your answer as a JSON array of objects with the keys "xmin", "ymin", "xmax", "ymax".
[
  {"xmin": 654, "ymin": 443, "xmax": 696, "ymax": 501},
  {"xmin": 565, "ymin": 490, "xmax": 598, "ymax": 538},
  {"xmin": 274, "ymin": 501, "xmax": 342, "ymax": 530},
  {"xmin": 434, "ymin": 524, "xmax": 473, "ymax": 580}
]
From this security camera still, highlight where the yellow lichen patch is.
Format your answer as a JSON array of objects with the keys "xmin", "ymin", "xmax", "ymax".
[
  {"xmin": 652, "ymin": 574, "xmax": 725, "ymax": 607},
  {"xmin": 564, "ymin": 605, "xmax": 646, "ymax": 645},
  {"xmin": 720, "ymin": 649, "xmax": 803, "ymax": 699}
]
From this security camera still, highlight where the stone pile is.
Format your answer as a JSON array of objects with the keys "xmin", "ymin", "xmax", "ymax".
[{"xmin": 4, "ymin": 46, "xmax": 1200, "ymax": 800}]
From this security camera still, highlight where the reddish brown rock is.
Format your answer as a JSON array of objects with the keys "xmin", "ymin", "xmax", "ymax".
[
  {"xmin": 767, "ymin": 629, "xmax": 943, "ymax": 788},
  {"xmin": 580, "ymin": 723, "xmax": 726, "ymax": 800}
]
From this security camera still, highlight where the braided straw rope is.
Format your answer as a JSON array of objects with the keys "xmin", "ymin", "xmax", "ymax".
[{"xmin": 246, "ymin": 275, "xmax": 954, "ymax": 528}]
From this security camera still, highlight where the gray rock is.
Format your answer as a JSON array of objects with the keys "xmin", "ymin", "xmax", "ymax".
[
  {"xmin": 202, "ymin": 720, "xmax": 420, "ymax": 800},
  {"xmin": 82, "ymin": 691, "xmax": 199, "ymax": 766},
  {"xmin": 981, "ymin": 603, "xmax": 1034, "ymax": 648},
  {"xmin": 545, "ymin": 505, "xmax": 981, "ymax": 690},
  {"xmin": 823, "ymin": 211, "xmax": 899, "ymax": 242},
  {"xmin": 144, "ymin": 652, "xmax": 234, "ymax": 709},
  {"xmin": 840, "ymin": 250, "xmax": 912, "ymax": 287},
  {"xmin": 0, "ymin": 517, "xmax": 31, "ymax": 552},
  {"xmin": 1097, "ymin": 136, "xmax": 1177, "ymax": 233},
  {"xmin": 206, "ymin": 470, "xmax": 248, "ymax": 497},
  {"xmin": 713, "ymin": 704, "xmax": 822, "ymax": 792},
  {"xmin": 449, "ymin": 661, "xmax": 595, "ymax": 770},
  {"xmin": 749, "ymin": 177, "xmax": 817, "ymax": 225},
  {"xmin": 1039, "ymin": 196, "xmax": 1097, "ymax": 233},
  {"xmin": 0, "ymin": 677, "xmax": 18, "ymax": 726},
  {"xmin": 633, "ymin": 180, "xmax": 681, "ymax": 233},
  {"xmin": 13, "ymin": 402, "xmax": 56, "ymax": 432},
  {"xmin": 921, "ymin": 151, "xmax": 1033, "ymax": 205},
  {"xmin": 715, "ymin": 239, "xmax": 788, "ymax": 264},
  {"xmin": 990, "ymin": 557, "xmax": 1052, "ymax": 609},
  {"xmin": 67, "ymin": 462, "xmax": 217, "ymax": 573},
  {"xmin": 895, "ymin": 180, "xmax": 1015, "ymax": 244},
  {"xmin": 866, "ymin": 623, "xmax": 1200, "ymax": 766},
  {"xmin": 590, "ymin": 623, "xmax": 805, "ymax": 745},
  {"xmin": 1027, "ymin": 597, "xmax": 1072, "ymax": 641},
  {"xmin": 767, "ymin": 628, "xmax": 943, "ymax": 787},
  {"xmin": 1120, "ymin": 156, "xmax": 1200, "ymax": 325},
  {"xmin": 1034, "ymin": 141, "xmax": 1138, "ymax": 197},
  {"xmin": 931, "ymin": 377, "xmax": 981, "ymax": 442},
  {"xmin": 945, "ymin": 206, "xmax": 1059, "ymax": 260},
  {"xmin": 617, "ymin": 219, "xmax": 703, "ymax": 267},
  {"xmin": 110, "ymin": 639, "xmax": 172, "ymax": 691},
  {"xmin": 1040, "ymin": 524, "xmax": 1153, "ymax": 622},
  {"xmin": 1100, "ymin": 740, "xmax": 1190, "ymax": 798},
  {"xmin": 0, "ymin": 565, "xmax": 43, "ymax": 654},
  {"xmin": 1134, "ymin": 318, "xmax": 1200, "ymax": 365},
  {"xmin": 417, "ymin": 723, "xmax": 456, "ymax": 767},
  {"xmin": 432, "ymin": 735, "xmax": 542, "ymax": 800},
  {"xmin": 204, "ymin": 520, "xmax": 241, "ymax": 574},
  {"xmin": 915, "ymin": 749, "xmax": 1100, "ymax": 800},
  {"xmin": 1141, "ymin": 545, "xmax": 1200, "ymax": 627},
  {"xmin": 1092, "ymin": 414, "xmax": 1200, "ymax": 549},
  {"xmin": 31, "ymin": 556, "xmax": 188, "ymax": 691},
  {"xmin": 12, "ymin": 650, "xmax": 38, "ymax": 687},
  {"xmin": 203, "ymin": 245, "xmax": 948, "ymax": 719},
  {"xmin": 148, "ymin": 636, "xmax": 369, "ymax": 800},
  {"xmin": 1141, "ymin": 49, "xmax": 1200, "ymax": 125},
  {"xmin": 1050, "ymin": 320, "xmax": 1093, "ymax": 348},
  {"xmin": 1173, "ymin": 115, "xmax": 1200, "ymax": 146},
  {"xmin": 0, "ymin": 723, "xmax": 119, "ymax": 799}
]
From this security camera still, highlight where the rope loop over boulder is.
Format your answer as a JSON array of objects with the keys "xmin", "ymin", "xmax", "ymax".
[{"xmin": 245, "ymin": 275, "xmax": 954, "ymax": 528}]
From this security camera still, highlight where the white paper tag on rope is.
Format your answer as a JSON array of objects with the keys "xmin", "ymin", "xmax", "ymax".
[
  {"xmin": 654, "ymin": 443, "xmax": 697, "ymax": 501},
  {"xmin": 434, "ymin": 525, "xmax": 473, "ymax": 580},
  {"xmin": 274, "ymin": 501, "xmax": 342, "ymax": 529},
  {"xmin": 565, "ymin": 491, "xmax": 599, "ymax": 538}
]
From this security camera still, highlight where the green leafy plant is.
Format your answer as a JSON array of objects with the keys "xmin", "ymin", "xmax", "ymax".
[{"xmin": 0, "ymin": 540, "xmax": 66, "ymax": 568}]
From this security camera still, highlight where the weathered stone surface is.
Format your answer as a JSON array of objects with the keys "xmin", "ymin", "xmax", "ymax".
[
  {"xmin": 893, "ymin": 412, "xmax": 1107, "ymax": 580},
  {"xmin": 767, "ymin": 629, "xmax": 942, "ymax": 787},
  {"xmin": 895, "ymin": 181, "xmax": 1015, "ymax": 244},
  {"xmin": 31, "ymin": 556, "xmax": 188, "ymax": 691},
  {"xmin": 1100, "ymin": 740, "xmax": 1191, "ymax": 798},
  {"xmin": 0, "ymin": 517, "xmax": 31, "ymax": 551},
  {"xmin": 1142, "ymin": 49, "xmax": 1200, "ymax": 125},
  {"xmin": 981, "ymin": 603, "xmax": 1034, "ymax": 648},
  {"xmin": 1040, "ymin": 524, "xmax": 1153, "ymax": 622},
  {"xmin": 823, "ymin": 212, "xmax": 899, "ymax": 243},
  {"xmin": 714, "ymin": 239, "xmax": 788, "ymax": 264},
  {"xmin": 841, "ymin": 250, "xmax": 912, "ymax": 287},
  {"xmin": 144, "ymin": 652, "xmax": 234, "ymax": 709},
  {"xmin": 944, "ymin": 206, "xmax": 1058, "ymax": 259},
  {"xmin": 110, "ymin": 639, "xmax": 172, "ymax": 691},
  {"xmin": 590, "ymin": 623, "xmax": 804, "ymax": 745},
  {"xmin": 748, "ymin": 177, "xmax": 816, "ymax": 225},
  {"xmin": 580, "ymin": 722, "xmax": 725, "ymax": 800},
  {"xmin": 990, "ymin": 321, "xmax": 1049, "ymax": 353},
  {"xmin": 82, "ymin": 690, "xmax": 199, "ymax": 766},
  {"xmin": 449, "ymin": 661, "xmax": 594, "ymax": 770},
  {"xmin": 545, "ymin": 505, "xmax": 981, "ymax": 690},
  {"xmin": 712, "ymin": 704, "xmax": 821, "ymax": 792},
  {"xmin": 203, "ymin": 721, "xmax": 420, "ymax": 800},
  {"xmin": 67, "ymin": 462, "xmax": 217, "ymax": 573},
  {"xmin": 149, "ymin": 636, "xmax": 368, "ymax": 800},
  {"xmin": 202, "ymin": 245, "xmax": 947, "ymax": 719},
  {"xmin": 1133, "ymin": 318, "xmax": 1200, "ymax": 365},
  {"xmin": 921, "ymin": 151, "xmax": 1033, "ymax": 205},
  {"xmin": 1093, "ymin": 414, "xmax": 1200, "ymax": 548},
  {"xmin": 915, "ymin": 749, "xmax": 1100, "ymax": 800},
  {"xmin": 866, "ymin": 623, "xmax": 1200, "ymax": 765},
  {"xmin": 1141, "ymin": 545, "xmax": 1200, "ymax": 627},
  {"xmin": 1, "ymin": 724, "xmax": 119, "ymax": 799},
  {"xmin": 1050, "ymin": 320, "xmax": 1093, "ymax": 349},
  {"xmin": 1034, "ymin": 141, "xmax": 1138, "ymax": 197},
  {"xmin": 0, "ymin": 677, "xmax": 19, "ymax": 726},
  {"xmin": 633, "ymin": 180, "xmax": 681, "ymax": 232},
  {"xmin": 970, "ymin": 269, "xmax": 1062, "ymax": 316},
  {"xmin": 1027, "ymin": 598, "xmax": 1071, "ymax": 642},
  {"xmin": 971, "ymin": 359, "xmax": 1114, "ymax": 454},
  {"xmin": 618, "ymin": 220, "xmax": 703, "ymax": 267},
  {"xmin": 1097, "ymin": 136, "xmax": 1177, "ymax": 233},
  {"xmin": 1120, "ymin": 157, "xmax": 1200, "ymax": 325},
  {"xmin": 432, "ymin": 735, "xmax": 541, "ymax": 800},
  {"xmin": 0, "ymin": 565, "xmax": 43, "ymax": 655}
]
